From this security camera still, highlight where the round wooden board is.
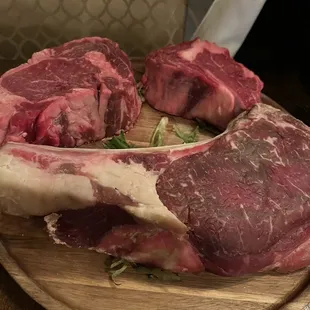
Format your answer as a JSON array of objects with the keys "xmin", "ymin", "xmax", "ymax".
[{"xmin": 1, "ymin": 98, "xmax": 309, "ymax": 310}]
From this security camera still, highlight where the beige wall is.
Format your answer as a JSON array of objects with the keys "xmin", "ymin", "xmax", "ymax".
[{"xmin": 0, "ymin": 0, "xmax": 187, "ymax": 62}]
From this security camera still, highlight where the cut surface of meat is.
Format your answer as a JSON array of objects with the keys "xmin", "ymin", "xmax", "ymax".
[
  {"xmin": 46, "ymin": 206, "xmax": 204, "ymax": 273},
  {"xmin": 141, "ymin": 38, "xmax": 264, "ymax": 130},
  {"xmin": 0, "ymin": 104, "xmax": 309, "ymax": 276},
  {"xmin": 0, "ymin": 37, "xmax": 141, "ymax": 147}
]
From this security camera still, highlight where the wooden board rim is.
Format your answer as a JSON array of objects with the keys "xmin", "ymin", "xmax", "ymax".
[
  {"xmin": 0, "ymin": 242, "xmax": 69, "ymax": 310},
  {"xmin": 1, "ymin": 233, "xmax": 310, "ymax": 310}
]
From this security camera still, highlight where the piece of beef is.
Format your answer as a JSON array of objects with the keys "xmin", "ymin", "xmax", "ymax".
[
  {"xmin": 0, "ymin": 104, "xmax": 309, "ymax": 276},
  {"xmin": 141, "ymin": 38, "xmax": 264, "ymax": 130},
  {"xmin": 45, "ymin": 206, "xmax": 203, "ymax": 273},
  {"xmin": 0, "ymin": 37, "xmax": 141, "ymax": 147}
]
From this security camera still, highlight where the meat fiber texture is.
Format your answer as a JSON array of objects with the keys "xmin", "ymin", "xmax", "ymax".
[
  {"xmin": 0, "ymin": 37, "xmax": 141, "ymax": 147},
  {"xmin": 141, "ymin": 38, "xmax": 264, "ymax": 130},
  {"xmin": 1, "ymin": 104, "xmax": 309, "ymax": 277}
]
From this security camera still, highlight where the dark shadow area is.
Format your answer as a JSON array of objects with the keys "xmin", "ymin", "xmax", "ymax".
[
  {"xmin": 0, "ymin": 266, "xmax": 44, "ymax": 310},
  {"xmin": 235, "ymin": 0, "xmax": 310, "ymax": 125}
]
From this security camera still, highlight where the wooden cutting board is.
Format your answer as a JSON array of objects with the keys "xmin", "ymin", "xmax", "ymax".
[{"xmin": 0, "ymin": 96, "xmax": 310, "ymax": 310}]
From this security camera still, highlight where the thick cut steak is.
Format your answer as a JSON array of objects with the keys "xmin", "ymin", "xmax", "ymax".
[
  {"xmin": 1, "ymin": 104, "xmax": 309, "ymax": 276},
  {"xmin": 141, "ymin": 38, "xmax": 264, "ymax": 130},
  {"xmin": 0, "ymin": 37, "xmax": 141, "ymax": 147}
]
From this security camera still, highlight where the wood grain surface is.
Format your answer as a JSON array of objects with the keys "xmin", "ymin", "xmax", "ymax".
[{"xmin": 1, "ymin": 98, "xmax": 310, "ymax": 310}]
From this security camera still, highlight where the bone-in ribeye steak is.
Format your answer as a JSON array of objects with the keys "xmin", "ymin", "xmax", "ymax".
[
  {"xmin": 141, "ymin": 38, "xmax": 264, "ymax": 130},
  {"xmin": 0, "ymin": 37, "xmax": 141, "ymax": 147},
  {"xmin": 1, "ymin": 104, "xmax": 309, "ymax": 276}
]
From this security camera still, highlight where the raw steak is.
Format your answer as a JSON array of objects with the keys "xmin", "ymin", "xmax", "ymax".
[
  {"xmin": 141, "ymin": 38, "xmax": 264, "ymax": 130},
  {"xmin": 1, "ymin": 104, "xmax": 309, "ymax": 276},
  {"xmin": 0, "ymin": 37, "xmax": 141, "ymax": 147}
]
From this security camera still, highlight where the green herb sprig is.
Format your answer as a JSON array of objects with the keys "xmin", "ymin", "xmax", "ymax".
[
  {"xmin": 150, "ymin": 117, "xmax": 169, "ymax": 147},
  {"xmin": 173, "ymin": 125, "xmax": 199, "ymax": 143},
  {"xmin": 105, "ymin": 257, "xmax": 181, "ymax": 285},
  {"xmin": 103, "ymin": 131, "xmax": 135, "ymax": 149}
]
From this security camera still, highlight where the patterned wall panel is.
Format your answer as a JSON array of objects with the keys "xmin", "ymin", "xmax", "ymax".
[{"xmin": 0, "ymin": 0, "xmax": 190, "ymax": 62}]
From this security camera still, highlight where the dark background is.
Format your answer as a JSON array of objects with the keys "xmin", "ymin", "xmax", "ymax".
[
  {"xmin": 235, "ymin": 0, "xmax": 310, "ymax": 124},
  {"xmin": 1, "ymin": 0, "xmax": 310, "ymax": 309}
]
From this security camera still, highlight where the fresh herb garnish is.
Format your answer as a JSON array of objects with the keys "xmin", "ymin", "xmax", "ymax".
[
  {"xmin": 195, "ymin": 118, "xmax": 221, "ymax": 136},
  {"xmin": 137, "ymin": 82, "xmax": 145, "ymax": 103},
  {"xmin": 105, "ymin": 257, "xmax": 131, "ymax": 285},
  {"xmin": 150, "ymin": 117, "xmax": 169, "ymax": 147},
  {"xmin": 173, "ymin": 125, "xmax": 199, "ymax": 143},
  {"xmin": 105, "ymin": 256, "xmax": 181, "ymax": 285},
  {"xmin": 135, "ymin": 266, "xmax": 181, "ymax": 282},
  {"xmin": 103, "ymin": 131, "xmax": 135, "ymax": 149}
]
